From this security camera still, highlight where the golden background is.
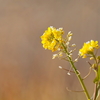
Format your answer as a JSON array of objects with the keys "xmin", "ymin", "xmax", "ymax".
[{"xmin": 0, "ymin": 0, "xmax": 100, "ymax": 100}]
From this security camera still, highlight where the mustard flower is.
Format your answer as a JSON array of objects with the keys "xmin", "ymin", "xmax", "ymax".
[
  {"xmin": 41, "ymin": 26, "xmax": 64, "ymax": 52},
  {"xmin": 79, "ymin": 40, "xmax": 99, "ymax": 58}
]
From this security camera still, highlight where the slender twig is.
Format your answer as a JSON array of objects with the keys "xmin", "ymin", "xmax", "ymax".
[
  {"xmin": 87, "ymin": 61, "xmax": 92, "ymax": 67},
  {"xmin": 61, "ymin": 57, "xmax": 70, "ymax": 62},
  {"xmin": 66, "ymin": 87, "xmax": 84, "ymax": 92},
  {"xmin": 61, "ymin": 67, "xmax": 74, "ymax": 73},
  {"xmin": 83, "ymin": 67, "xmax": 92, "ymax": 80}
]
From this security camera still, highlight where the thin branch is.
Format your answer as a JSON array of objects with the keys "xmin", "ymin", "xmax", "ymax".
[
  {"xmin": 87, "ymin": 61, "xmax": 92, "ymax": 67},
  {"xmin": 66, "ymin": 87, "xmax": 84, "ymax": 92},
  {"xmin": 83, "ymin": 67, "xmax": 92, "ymax": 80},
  {"xmin": 61, "ymin": 67, "xmax": 75, "ymax": 73},
  {"xmin": 61, "ymin": 57, "xmax": 70, "ymax": 62}
]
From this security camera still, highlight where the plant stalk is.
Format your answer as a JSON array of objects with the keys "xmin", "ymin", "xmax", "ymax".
[{"xmin": 62, "ymin": 43, "xmax": 91, "ymax": 100}]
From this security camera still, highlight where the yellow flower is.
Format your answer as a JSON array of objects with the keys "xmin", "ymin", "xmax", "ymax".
[
  {"xmin": 79, "ymin": 40, "xmax": 99, "ymax": 58},
  {"xmin": 41, "ymin": 26, "xmax": 64, "ymax": 52}
]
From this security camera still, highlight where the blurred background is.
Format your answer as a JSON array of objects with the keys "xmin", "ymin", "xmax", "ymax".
[{"xmin": 0, "ymin": 0, "xmax": 100, "ymax": 100}]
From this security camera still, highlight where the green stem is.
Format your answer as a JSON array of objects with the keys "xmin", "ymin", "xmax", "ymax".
[
  {"xmin": 62, "ymin": 43, "xmax": 91, "ymax": 100},
  {"xmin": 92, "ymin": 53, "xmax": 99, "ymax": 100},
  {"xmin": 93, "ymin": 83, "xmax": 98, "ymax": 100},
  {"xmin": 92, "ymin": 53, "xmax": 98, "ymax": 66}
]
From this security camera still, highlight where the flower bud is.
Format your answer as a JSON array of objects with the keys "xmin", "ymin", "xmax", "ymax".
[{"xmin": 52, "ymin": 54, "xmax": 58, "ymax": 59}]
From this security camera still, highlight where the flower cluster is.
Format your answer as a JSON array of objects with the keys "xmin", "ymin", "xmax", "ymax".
[
  {"xmin": 41, "ymin": 26, "xmax": 75, "ymax": 60},
  {"xmin": 41, "ymin": 26, "xmax": 64, "ymax": 52},
  {"xmin": 79, "ymin": 40, "xmax": 99, "ymax": 58}
]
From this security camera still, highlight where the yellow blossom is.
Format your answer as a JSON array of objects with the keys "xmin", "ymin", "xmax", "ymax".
[
  {"xmin": 41, "ymin": 26, "xmax": 64, "ymax": 52},
  {"xmin": 79, "ymin": 40, "xmax": 99, "ymax": 58}
]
